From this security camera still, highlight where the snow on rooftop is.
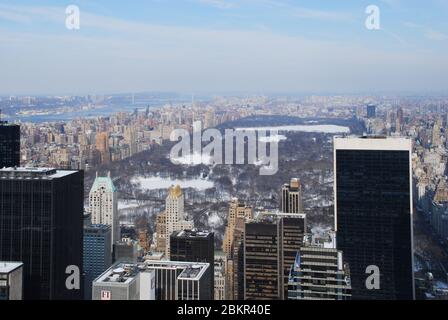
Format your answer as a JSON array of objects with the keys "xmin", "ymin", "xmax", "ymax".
[{"xmin": 0, "ymin": 262, "xmax": 23, "ymax": 274}]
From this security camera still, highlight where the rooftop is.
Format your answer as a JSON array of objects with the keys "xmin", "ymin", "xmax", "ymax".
[
  {"xmin": 94, "ymin": 261, "xmax": 209, "ymax": 284},
  {"xmin": 94, "ymin": 263, "xmax": 142, "ymax": 284},
  {"xmin": 84, "ymin": 224, "xmax": 111, "ymax": 233},
  {"xmin": 0, "ymin": 262, "xmax": 23, "ymax": 274},
  {"xmin": 334, "ymin": 135, "xmax": 412, "ymax": 151},
  {"xmin": 0, "ymin": 119, "xmax": 19, "ymax": 126},
  {"xmin": 259, "ymin": 210, "xmax": 306, "ymax": 221},
  {"xmin": 145, "ymin": 260, "xmax": 209, "ymax": 281},
  {"xmin": 172, "ymin": 229, "xmax": 212, "ymax": 238},
  {"xmin": 168, "ymin": 185, "xmax": 182, "ymax": 198},
  {"xmin": 283, "ymin": 178, "xmax": 301, "ymax": 189},
  {"xmin": 0, "ymin": 167, "xmax": 78, "ymax": 179},
  {"xmin": 90, "ymin": 175, "xmax": 117, "ymax": 193}
]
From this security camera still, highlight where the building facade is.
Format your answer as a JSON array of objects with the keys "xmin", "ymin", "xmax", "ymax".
[
  {"xmin": 288, "ymin": 236, "xmax": 351, "ymax": 300},
  {"xmin": 83, "ymin": 224, "xmax": 112, "ymax": 300},
  {"xmin": 92, "ymin": 263, "xmax": 155, "ymax": 300},
  {"xmin": 223, "ymin": 198, "xmax": 253, "ymax": 259},
  {"xmin": 281, "ymin": 178, "xmax": 303, "ymax": 214},
  {"xmin": 244, "ymin": 220, "xmax": 279, "ymax": 300},
  {"xmin": 0, "ymin": 122, "xmax": 20, "ymax": 168},
  {"xmin": 276, "ymin": 213, "xmax": 306, "ymax": 299},
  {"xmin": 334, "ymin": 136, "xmax": 414, "ymax": 300},
  {"xmin": 144, "ymin": 260, "xmax": 211, "ymax": 300},
  {"xmin": 243, "ymin": 212, "xmax": 306, "ymax": 300},
  {"xmin": 170, "ymin": 229, "xmax": 214, "ymax": 299},
  {"xmin": 157, "ymin": 185, "xmax": 193, "ymax": 259},
  {"xmin": 0, "ymin": 262, "xmax": 23, "ymax": 300},
  {"xmin": 0, "ymin": 168, "xmax": 84, "ymax": 300},
  {"xmin": 89, "ymin": 173, "xmax": 119, "ymax": 250},
  {"xmin": 214, "ymin": 253, "xmax": 227, "ymax": 300}
]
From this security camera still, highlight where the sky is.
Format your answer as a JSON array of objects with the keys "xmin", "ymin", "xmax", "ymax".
[{"xmin": 0, "ymin": 0, "xmax": 447, "ymax": 95}]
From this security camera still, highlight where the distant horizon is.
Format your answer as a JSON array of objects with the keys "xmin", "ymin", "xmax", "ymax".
[{"xmin": 2, "ymin": 90, "xmax": 448, "ymax": 98}]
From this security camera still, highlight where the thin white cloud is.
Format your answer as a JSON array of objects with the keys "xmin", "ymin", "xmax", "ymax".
[
  {"xmin": 293, "ymin": 7, "xmax": 352, "ymax": 21},
  {"xmin": 0, "ymin": 8, "xmax": 32, "ymax": 23},
  {"xmin": 0, "ymin": 4, "xmax": 447, "ymax": 94},
  {"xmin": 424, "ymin": 30, "xmax": 448, "ymax": 41},
  {"xmin": 195, "ymin": 0, "xmax": 237, "ymax": 10},
  {"xmin": 403, "ymin": 21, "xmax": 448, "ymax": 41}
]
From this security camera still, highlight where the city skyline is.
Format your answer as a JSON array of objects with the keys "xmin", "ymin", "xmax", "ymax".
[
  {"xmin": 1, "ymin": 1, "xmax": 448, "ymax": 306},
  {"xmin": 0, "ymin": 0, "xmax": 448, "ymax": 95}
]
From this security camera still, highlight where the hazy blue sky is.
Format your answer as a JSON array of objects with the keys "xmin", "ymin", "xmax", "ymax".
[{"xmin": 0, "ymin": 0, "xmax": 447, "ymax": 95}]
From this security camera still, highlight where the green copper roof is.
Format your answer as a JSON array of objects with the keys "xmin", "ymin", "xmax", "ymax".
[{"xmin": 90, "ymin": 175, "xmax": 116, "ymax": 193}]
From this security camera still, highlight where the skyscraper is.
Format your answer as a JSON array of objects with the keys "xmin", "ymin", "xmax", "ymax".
[
  {"xmin": 155, "ymin": 212, "xmax": 167, "ymax": 253},
  {"xmin": 95, "ymin": 132, "xmax": 110, "ymax": 164},
  {"xmin": 0, "ymin": 262, "xmax": 23, "ymax": 300},
  {"xmin": 334, "ymin": 136, "xmax": 414, "ymax": 300},
  {"xmin": 247, "ymin": 211, "xmax": 306, "ymax": 300},
  {"xmin": 89, "ymin": 172, "xmax": 119, "ymax": 250},
  {"xmin": 214, "ymin": 253, "xmax": 227, "ymax": 300},
  {"xmin": 0, "ymin": 121, "xmax": 20, "ymax": 168},
  {"xmin": 288, "ymin": 235, "xmax": 351, "ymax": 300},
  {"xmin": 156, "ymin": 185, "xmax": 193, "ymax": 259},
  {"xmin": 396, "ymin": 107, "xmax": 404, "ymax": 133},
  {"xmin": 223, "ymin": 198, "xmax": 252, "ymax": 300},
  {"xmin": 244, "ymin": 220, "xmax": 279, "ymax": 300},
  {"xmin": 124, "ymin": 126, "xmax": 138, "ymax": 156},
  {"xmin": 275, "ymin": 213, "xmax": 306, "ymax": 299},
  {"xmin": 144, "ymin": 260, "xmax": 211, "ymax": 300},
  {"xmin": 170, "ymin": 229, "xmax": 214, "ymax": 300},
  {"xmin": 92, "ymin": 262, "xmax": 156, "ymax": 300},
  {"xmin": 230, "ymin": 221, "xmax": 245, "ymax": 300},
  {"xmin": 281, "ymin": 178, "xmax": 303, "ymax": 214},
  {"xmin": 223, "ymin": 198, "xmax": 253, "ymax": 259},
  {"xmin": 0, "ymin": 168, "xmax": 83, "ymax": 300},
  {"xmin": 83, "ymin": 224, "xmax": 112, "ymax": 300},
  {"xmin": 366, "ymin": 104, "xmax": 376, "ymax": 119},
  {"xmin": 114, "ymin": 238, "xmax": 138, "ymax": 263},
  {"xmin": 432, "ymin": 117, "xmax": 442, "ymax": 148}
]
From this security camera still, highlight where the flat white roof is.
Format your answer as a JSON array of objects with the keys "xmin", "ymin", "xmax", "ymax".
[
  {"xmin": 334, "ymin": 136, "xmax": 411, "ymax": 151},
  {"xmin": 0, "ymin": 262, "xmax": 23, "ymax": 274},
  {"xmin": 0, "ymin": 167, "xmax": 77, "ymax": 179}
]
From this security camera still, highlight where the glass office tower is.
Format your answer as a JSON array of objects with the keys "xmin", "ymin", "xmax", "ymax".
[
  {"xmin": 0, "ymin": 168, "xmax": 84, "ymax": 300},
  {"xmin": 334, "ymin": 136, "xmax": 414, "ymax": 300},
  {"xmin": 170, "ymin": 229, "xmax": 214, "ymax": 300},
  {"xmin": 0, "ymin": 122, "xmax": 20, "ymax": 168}
]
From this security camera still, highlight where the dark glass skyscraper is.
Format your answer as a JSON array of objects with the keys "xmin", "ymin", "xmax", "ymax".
[
  {"xmin": 0, "ymin": 168, "xmax": 84, "ymax": 300},
  {"xmin": 170, "ymin": 229, "xmax": 214, "ymax": 300},
  {"xmin": 83, "ymin": 224, "xmax": 112, "ymax": 300},
  {"xmin": 0, "ymin": 121, "xmax": 20, "ymax": 168},
  {"xmin": 244, "ymin": 212, "xmax": 306, "ymax": 300},
  {"xmin": 244, "ymin": 220, "xmax": 279, "ymax": 300},
  {"xmin": 334, "ymin": 137, "xmax": 414, "ymax": 300},
  {"xmin": 366, "ymin": 104, "xmax": 376, "ymax": 119}
]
